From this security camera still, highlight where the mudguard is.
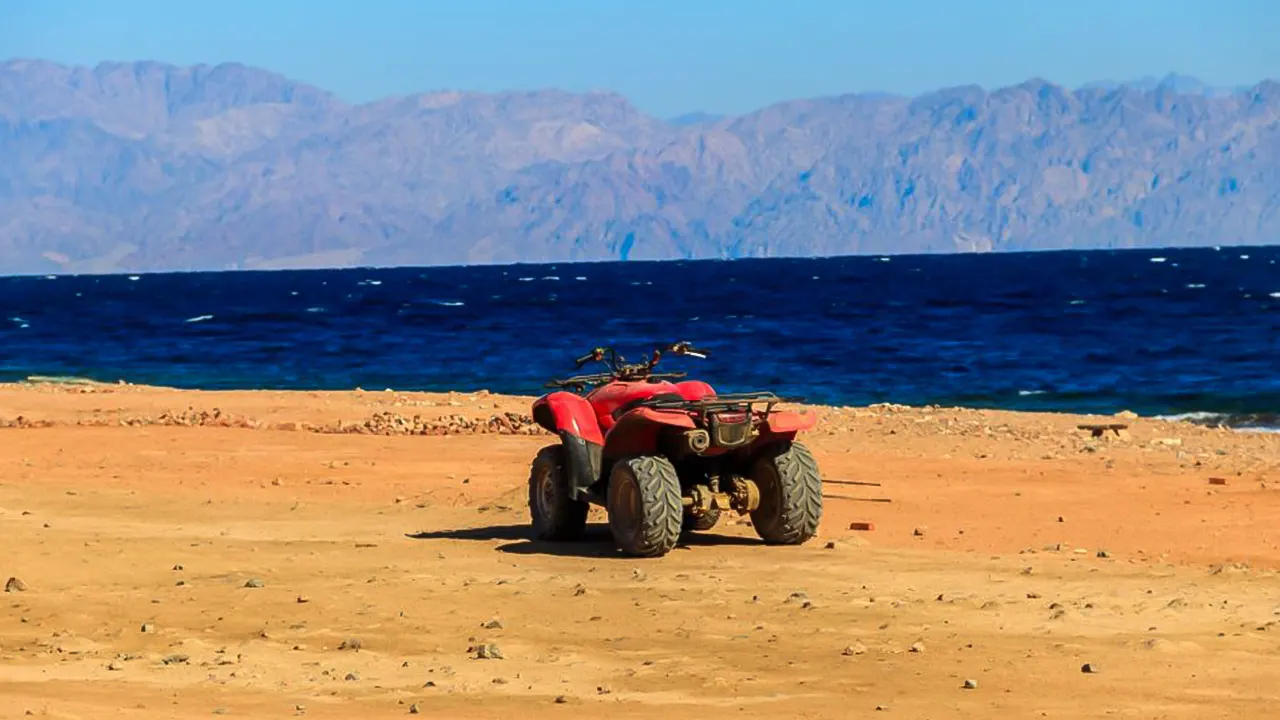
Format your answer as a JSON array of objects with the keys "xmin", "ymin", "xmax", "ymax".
[
  {"xmin": 532, "ymin": 392, "xmax": 604, "ymax": 499},
  {"xmin": 604, "ymin": 407, "xmax": 697, "ymax": 459},
  {"xmin": 756, "ymin": 410, "xmax": 818, "ymax": 445},
  {"xmin": 674, "ymin": 380, "xmax": 715, "ymax": 401}
]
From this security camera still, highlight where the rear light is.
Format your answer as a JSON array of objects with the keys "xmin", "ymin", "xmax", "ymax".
[{"xmin": 714, "ymin": 411, "xmax": 748, "ymax": 424}]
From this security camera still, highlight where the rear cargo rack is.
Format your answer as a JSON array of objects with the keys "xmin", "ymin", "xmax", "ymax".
[{"xmin": 636, "ymin": 391, "xmax": 799, "ymax": 415}]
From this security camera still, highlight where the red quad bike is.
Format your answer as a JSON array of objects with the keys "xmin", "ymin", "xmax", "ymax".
[{"xmin": 528, "ymin": 341, "xmax": 824, "ymax": 558}]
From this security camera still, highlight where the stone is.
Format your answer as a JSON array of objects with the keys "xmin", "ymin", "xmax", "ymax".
[
  {"xmin": 481, "ymin": 618, "xmax": 504, "ymax": 630},
  {"xmin": 244, "ymin": 578, "xmax": 265, "ymax": 589},
  {"xmin": 1097, "ymin": 550, "xmax": 1112, "ymax": 558},
  {"xmin": 140, "ymin": 623, "xmax": 155, "ymax": 633},
  {"xmin": 842, "ymin": 643, "xmax": 867, "ymax": 656},
  {"xmin": 345, "ymin": 672, "xmax": 359, "ymax": 681},
  {"xmin": 962, "ymin": 679, "xmax": 978, "ymax": 689},
  {"xmin": 5, "ymin": 577, "xmax": 28, "ymax": 593},
  {"xmin": 339, "ymin": 638, "xmax": 362, "ymax": 651},
  {"xmin": 409, "ymin": 704, "xmax": 420, "ymax": 714},
  {"xmin": 473, "ymin": 643, "xmax": 504, "ymax": 660},
  {"xmin": 162, "ymin": 654, "xmax": 190, "ymax": 665},
  {"xmin": 912, "ymin": 527, "xmax": 926, "ymax": 537},
  {"xmin": 1081, "ymin": 663, "xmax": 1099, "ymax": 674},
  {"xmin": 908, "ymin": 642, "xmax": 924, "ymax": 654}
]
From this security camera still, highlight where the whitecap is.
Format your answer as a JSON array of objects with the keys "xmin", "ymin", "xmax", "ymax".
[
  {"xmin": 45, "ymin": 275, "xmax": 56, "ymax": 280},
  {"xmin": 1240, "ymin": 254, "xmax": 1250, "ymax": 259},
  {"xmin": 1150, "ymin": 257, "xmax": 1167, "ymax": 263},
  {"xmin": 575, "ymin": 276, "xmax": 587, "ymax": 281},
  {"xmin": 306, "ymin": 307, "xmax": 326, "ymax": 313},
  {"xmin": 432, "ymin": 300, "xmax": 465, "ymax": 307},
  {"xmin": 518, "ymin": 277, "xmax": 535, "ymax": 282},
  {"xmin": 358, "ymin": 279, "xmax": 382, "ymax": 286},
  {"xmin": 878, "ymin": 257, "xmax": 891, "ymax": 262},
  {"xmin": 812, "ymin": 276, "xmax": 820, "ymax": 280},
  {"xmin": 541, "ymin": 276, "xmax": 560, "ymax": 281},
  {"xmin": 128, "ymin": 275, "xmax": 140, "ymax": 281},
  {"xmin": 18, "ymin": 323, "xmax": 28, "ymax": 328},
  {"xmin": 1018, "ymin": 390, "xmax": 1048, "ymax": 396},
  {"xmin": 291, "ymin": 291, "xmax": 299, "ymax": 296},
  {"xmin": 10, "ymin": 316, "xmax": 26, "ymax": 323},
  {"xmin": 185, "ymin": 315, "xmax": 214, "ymax": 323},
  {"xmin": 1270, "ymin": 292, "xmax": 1280, "ymax": 298},
  {"xmin": 1068, "ymin": 300, "xmax": 1085, "ymax": 305},
  {"xmin": 1186, "ymin": 283, "xmax": 1206, "ymax": 289}
]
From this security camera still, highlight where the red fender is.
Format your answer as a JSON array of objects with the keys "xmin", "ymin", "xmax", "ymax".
[
  {"xmin": 604, "ymin": 407, "xmax": 695, "ymax": 458},
  {"xmin": 674, "ymin": 380, "xmax": 715, "ymax": 401},
  {"xmin": 532, "ymin": 392, "xmax": 604, "ymax": 445},
  {"xmin": 762, "ymin": 411, "xmax": 817, "ymax": 434}
]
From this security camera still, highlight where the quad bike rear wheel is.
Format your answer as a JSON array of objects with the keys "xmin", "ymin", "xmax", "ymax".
[
  {"xmin": 749, "ymin": 441, "xmax": 822, "ymax": 545},
  {"xmin": 607, "ymin": 456, "xmax": 682, "ymax": 557},
  {"xmin": 529, "ymin": 445, "xmax": 589, "ymax": 541},
  {"xmin": 683, "ymin": 507, "xmax": 721, "ymax": 532}
]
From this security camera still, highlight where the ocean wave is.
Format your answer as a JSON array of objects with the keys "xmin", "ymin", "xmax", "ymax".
[
  {"xmin": 431, "ymin": 300, "xmax": 465, "ymax": 307},
  {"xmin": 185, "ymin": 315, "xmax": 214, "ymax": 323},
  {"xmin": 1150, "ymin": 257, "xmax": 1167, "ymax": 263},
  {"xmin": 1158, "ymin": 411, "xmax": 1280, "ymax": 432},
  {"xmin": 1017, "ymin": 390, "xmax": 1048, "ymax": 396}
]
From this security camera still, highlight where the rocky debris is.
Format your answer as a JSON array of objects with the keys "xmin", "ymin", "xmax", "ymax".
[
  {"xmin": 409, "ymin": 704, "xmax": 420, "ymax": 714},
  {"xmin": 842, "ymin": 643, "xmax": 867, "ymax": 656},
  {"xmin": 1097, "ymin": 550, "xmax": 1112, "ymax": 559},
  {"xmin": 140, "ymin": 623, "xmax": 155, "ymax": 633},
  {"xmin": 962, "ymin": 679, "xmax": 978, "ymax": 690},
  {"xmin": 345, "ymin": 672, "xmax": 359, "ymax": 681},
  {"xmin": 481, "ymin": 618, "xmax": 504, "ymax": 630},
  {"xmin": 244, "ymin": 578, "xmax": 265, "ymax": 588},
  {"xmin": 107, "ymin": 660, "xmax": 123, "ymax": 671},
  {"xmin": 162, "ymin": 653, "xmax": 190, "ymax": 665},
  {"xmin": 339, "ymin": 638, "xmax": 362, "ymax": 651},
  {"xmin": 908, "ymin": 642, "xmax": 925, "ymax": 653},
  {"xmin": 322, "ymin": 411, "xmax": 545, "ymax": 437},
  {"xmin": 554, "ymin": 696, "xmax": 568, "ymax": 704},
  {"xmin": 4, "ymin": 577, "xmax": 28, "ymax": 592},
  {"xmin": 912, "ymin": 527, "xmax": 926, "ymax": 537}
]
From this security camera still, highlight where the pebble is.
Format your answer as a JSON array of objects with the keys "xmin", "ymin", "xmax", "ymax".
[
  {"xmin": 244, "ymin": 578, "xmax": 265, "ymax": 589},
  {"xmin": 908, "ymin": 642, "xmax": 924, "ymax": 653},
  {"xmin": 912, "ymin": 527, "xmax": 926, "ymax": 537},
  {"xmin": 962, "ymin": 679, "xmax": 978, "ymax": 689},
  {"xmin": 5, "ymin": 577, "xmax": 28, "ymax": 593},
  {"xmin": 345, "ymin": 672, "xmax": 359, "ymax": 681},
  {"xmin": 481, "ymin": 618, "xmax": 504, "ymax": 630},
  {"xmin": 162, "ymin": 653, "xmax": 190, "ymax": 665},
  {"xmin": 1097, "ymin": 550, "xmax": 1112, "ymax": 559},
  {"xmin": 842, "ymin": 643, "xmax": 867, "ymax": 656},
  {"xmin": 554, "ymin": 696, "xmax": 568, "ymax": 704},
  {"xmin": 409, "ymin": 704, "xmax": 420, "ymax": 714},
  {"xmin": 786, "ymin": 591, "xmax": 809, "ymax": 604},
  {"xmin": 473, "ymin": 643, "xmax": 504, "ymax": 660},
  {"xmin": 140, "ymin": 623, "xmax": 155, "ymax": 633},
  {"xmin": 339, "ymin": 638, "xmax": 362, "ymax": 651},
  {"xmin": 1081, "ymin": 663, "xmax": 1098, "ymax": 674}
]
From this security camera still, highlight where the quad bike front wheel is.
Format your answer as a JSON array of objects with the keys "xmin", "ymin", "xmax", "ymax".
[
  {"xmin": 749, "ymin": 441, "xmax": 823, "ymax": 545},
  {"xmin": 607, "ymin": 456, "xmax": 683, "ymax": 557},
  {"xmin": 529, "ymin": 445, "xmax": 589, "ymax": 541}
]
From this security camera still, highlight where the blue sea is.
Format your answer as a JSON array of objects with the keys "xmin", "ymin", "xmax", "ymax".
[{"xmin": 3, "ymin": 247, "xmax": 1279, "ymax": 429}]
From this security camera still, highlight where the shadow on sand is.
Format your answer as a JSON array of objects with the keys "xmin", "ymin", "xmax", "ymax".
[{"xmin": 406, "ymin": 523, "xmax": 764, "ymax": 558}]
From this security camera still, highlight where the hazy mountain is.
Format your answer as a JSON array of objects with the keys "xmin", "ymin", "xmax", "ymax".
[{"xmin": 1, "ymin": 60, "xmax": 1277, "ymax": 274}]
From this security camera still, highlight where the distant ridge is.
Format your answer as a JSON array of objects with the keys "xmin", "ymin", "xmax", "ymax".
[{"xmin": 1, "ymin": 60, "xmax": 1277, "ymax": 274}]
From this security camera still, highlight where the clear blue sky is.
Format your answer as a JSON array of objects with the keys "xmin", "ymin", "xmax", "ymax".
[{"xmin": 2, "ymin": 0, "xmax": 1276, "ymax": 117}]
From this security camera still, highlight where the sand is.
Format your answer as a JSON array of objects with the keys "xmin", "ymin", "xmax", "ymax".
[{"xmin": 2, "ymin": 381, "xmax": 1279, "ymax": 719}]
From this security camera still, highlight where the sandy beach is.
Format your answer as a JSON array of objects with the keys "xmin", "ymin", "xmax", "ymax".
[{"xmin": 2, "ymin": 380, "xmax": 1279, "ymax": 719}]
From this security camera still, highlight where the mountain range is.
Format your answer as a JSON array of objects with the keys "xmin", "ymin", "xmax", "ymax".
[{"xmin": 1, "ymin": 60, "xmax": 1277, "ymax": 274}]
